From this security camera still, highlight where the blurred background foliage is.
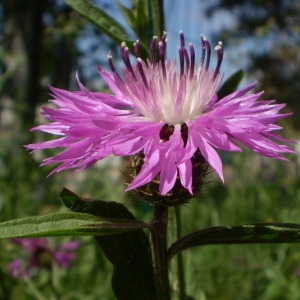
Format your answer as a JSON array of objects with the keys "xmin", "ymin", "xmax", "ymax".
[{"xmin": 0, "ymin": 0, "xmax": 299, "ymax": 299}]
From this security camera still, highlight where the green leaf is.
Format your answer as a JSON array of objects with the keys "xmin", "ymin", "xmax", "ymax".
[
  {"xmin": 168, "ymin": 223, "xmax": 300, "ymax": 260},
  {"xmin": 116, "ymin": 0, "xmax": 150, "ymax": 45},
  {"xmin": 217, "ymin": 69, "xmax": 244, "ymax": 99},
  {"xmin": 65, "ymin": 0, "xmax": 127, "ymax": 40},
  {"xmin": 65, "ymin": 0, "xmax": 150, "ymax": 59},
  {"xmin": 149, "ymin": 0, "xmax": 165, "ymax": 38},
  {"xmin": 0, "ymin": 212, "xmax": 149, "ymax": 239},
  {"xmin": 135, "ymin": 0, "xmax": 150, "ymax": 44},
  {"xmin": 60, "ymin": 188, "xmax": 156, "ymax": 300},
  {"xmin": 116, "ymin": 0, "xmax": 137, "ymax": 31}
]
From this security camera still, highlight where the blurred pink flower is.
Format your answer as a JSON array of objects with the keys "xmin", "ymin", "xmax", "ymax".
[
  {"xmin": 295, "ymin": 268, "xmax": 300, "ymax": 277},
  {"xmin": 26, "ymin": 32, "xmax": 294, "ymax": 195},
  {"xmin": 8, "ymin": 238, "xmax": 80, "ymax": 278}
]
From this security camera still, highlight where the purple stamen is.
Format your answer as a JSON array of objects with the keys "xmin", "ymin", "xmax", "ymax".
[
  {"xmin": 213, "ymin": 41, "xmax": 224, "ymax": 80},
  {"xmin": 134, "ymin": 40, "xmax": 140, "ymax": 58},
  {"xmin": 179, "ymin": 46, "xmax": 190, "ymax": 78},
  {"xmin": 108, "ymin": 51, "xmax": 116, "ymax": 73},
  {"xmin": 137, "ymin": 58, "xmax": 149, "ymax": 90},
  {"xmin": 189, "ymin": 43, "xmax": 195, "ymax": 78},
  {"xmin": 159, "ymin": 41, "xmax": 166, "ymax": 78},
  {"xmin": 200, "ymin": 35, "xmax": 206, "ymax": 67},
  {"xmin": 204, "ymin": 38, "xmax": 211, "ymax": 71},
  {"xmin": 180, "ymin": 31, "xmax": 185, "ymax": 47},
  {"xmin": 150, "ymin": 36, "xmax": 158, "ymax": 65},
  {"xmin": 179, "ymin": 32, "xmax": 189, "ymax": 77},
  {"xmin": 107, "ymin": 51, "xmax": 124, "ymax": 83},
  {"xmin": 183, "ymin": 48, "xmax": 190, "ymax": 73},
  {"xmin": 161, "ymin": 31, "xmax": 167, "ymax": 49},
  {"xmin": 179, "ymin": 47, "xmax": 185, "ymax": 77},
  {"xmin": 121, "ymin": 43, "xmax": 137, "ymax": 80}
]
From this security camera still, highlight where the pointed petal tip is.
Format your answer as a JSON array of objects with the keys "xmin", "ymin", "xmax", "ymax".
[
  {"xmin": 216, "ymin": 169, "xmax": 225, "ymax": 183},
  {"xmin": 187, "ymin": 187, "xmax": 193, "ymax": 195},
  {"xmin": 124, "ymin": 186, "xmax": 131, "ymax": 193}
]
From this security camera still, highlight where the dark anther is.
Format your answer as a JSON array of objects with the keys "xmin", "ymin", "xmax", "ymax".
[
  {"xmin": 137, "ymin": 58, "xmax": 149, "ymax": 90},
  {"xmin": 161, "ymin": 31, "xmax": 167, "ymax": 49},
  {"xmin": 107, "ymin": 52, "xmax": 124, "ymax": 83},
  {"xmin": 159, "ymin": 41, "xmax": 167, "ymax": 78},
  {"xmin": 179, "ymin": 47, "xmax": 185, "ymax": 77},
  {"xmin": 200, "ymin": 35, "xmax": 206, "ymax": 67},
  {"xmin": 179, "ymin": 47, "xmax": 190, "ymax": 78},
  {"xmin": 121, "ymin": 43, "xmax": 137, "ymax": 80},
  {"xmin": 189, "ymin": 43, "xmax": 195, "ymax": 78},
  {"xmin": 180, "ymin": 123, "xmax": 189, "ymax": 147},
  {"xmin": 180, "ymin": 31, "xmax": 185, "ymax": 47},
  {"xmin": 204, "ymin": 39, "xmax": 211, "ymax": 71},
  {"xmin": 150, "ymin": 36, "xmax": 158, "ymax": 65},
  {"xmin": 183, "ymin": 48, "xmax": 190, "ymax": 73},
  {"xmin": 213, "ymin": 42, "xmax": 224, "ymax": 80},
  {"xmin": 134, "ymin": 40, "xmax": 140, "ymax": 58},
  {"xmin": 159, "ymin": 124, "xmax": 175, "ymax": 142}
]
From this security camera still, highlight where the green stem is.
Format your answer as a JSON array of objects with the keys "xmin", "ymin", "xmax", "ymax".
[
  {"xmin": 175, "ymin": 206, "xmax": 186, "ymax": 300},
  {"xmin": 150, "ymin": 0, "xmax": 165, "ymax": 37},
  {"xmin": 151, "ymin": 205, "xmax": 170, "ymax": 300}
]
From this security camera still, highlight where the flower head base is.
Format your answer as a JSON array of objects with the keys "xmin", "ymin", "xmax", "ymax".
[
  {"xmin": 126, "ymin": 150, "xmax": 209, "ymax": 205},
  {"xmin": 27, "ymin": 32, "xmax": 294, "ymax": 201},
  {"xmin": 8, "ymin": 238, "xmax": 81, "ymax": 278}
]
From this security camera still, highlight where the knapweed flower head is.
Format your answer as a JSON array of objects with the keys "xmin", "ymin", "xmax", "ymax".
[
  {"xmin": 27, "ymin": 32, "xmax": 293, "ymax": 203},
  {"xmin": 8, "ymin": 238, "xmax": 80, "ymax": 278}
]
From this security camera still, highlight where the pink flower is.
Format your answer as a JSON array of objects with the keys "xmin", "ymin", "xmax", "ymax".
[
  {"xmin": 26, "ymin": 32, "xmax": 294, "ymax": 195},
  {"xmin": 7, "ymin": 238, "xmax": 81, "ymax": 278}
]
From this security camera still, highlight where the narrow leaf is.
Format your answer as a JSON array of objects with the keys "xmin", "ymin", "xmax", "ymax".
[
  {"xmin": 65, "ymin": 0, "xmax": 127, "ymax": 40},
  {"xmin": 65, "ymin": 0, "xmax": 150, "ymax": 58},
  {"xmin": 0, "ymin": 212, "xmax": 148, "ymax": 239},
  {"xmin": 135, "ymin": 0, "xmax": 150, "ymax": 44},
  {"xmin": 149, "ymin": 0, "xmax": 165, "ymax": 38},
  {"xmin": 60, "ymin": 188, "xmax": 156, "ymax": 300},
  {"xmin": 116, "ymin": 0, "xmax": 137, "ymax": 31},
  {"xmin": 168, "ymin": 223, "xmax": 300, "ymax": 260},
  {"xmin": 217, "ymin": 69, "xmax": 244, "ymax": 99}
]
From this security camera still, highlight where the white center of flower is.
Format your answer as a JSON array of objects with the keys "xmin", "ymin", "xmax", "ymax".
[
  {"xmin": 111, "ymin": 33, "xmax": 223, "ymax": 125},
  {"xmin": 126, "ymin": 61, "xmax": 221, "ymax": 125}
]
